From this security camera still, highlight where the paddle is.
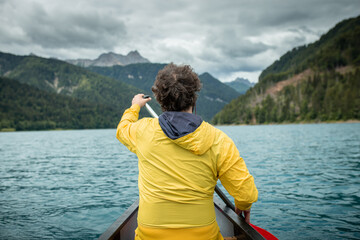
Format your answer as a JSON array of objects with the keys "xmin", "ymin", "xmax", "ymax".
[
  {"xmin": 214, "ymin": 186, "xmax": 277, "ymax": 240},
  {"xmin": 141, "ymin": 95, "xmax": 277, "ymax": 240}
]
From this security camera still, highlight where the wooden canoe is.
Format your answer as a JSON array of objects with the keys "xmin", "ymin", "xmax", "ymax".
[{"xmin": 98, "ymin": 197, "xmax": 265, "ymax": 240}]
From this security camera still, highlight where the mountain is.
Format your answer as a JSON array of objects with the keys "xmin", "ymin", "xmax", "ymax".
[
  {"xmin": 197, "ymin": 73, "xmax": 241, "ymax": 120},
  {"xmin": 89, "ymin": 64, "xmax": 240, "ymax": 121},
  {"xmin": 0, "ymin": 77, "xmax": 119, "ymax": 130},
  {"xmin": 225, "ymin": 77, "xmax": 255, "ymax": 94},
  {"xmin": 0, "ymin": 51, "xmax": 158, "ymax": 130},
  {"xmin": 89, "ymin": 63, "xmax": 166, "ymax": 93},
  {"xmin": 0, "ymin": 52, "xmax": 141, "ymax": 109},
  {"xmin": 213, "ymin": 16, "xmax": 360, "ymax": 124},
  {"xmin": 66, "ymin": 51, "xmax": 150, "ymax": 67}
]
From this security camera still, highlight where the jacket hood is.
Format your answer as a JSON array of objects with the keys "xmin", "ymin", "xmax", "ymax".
[{"xmin": 159, "ymin": 112, "xmax": 215, "ymax": 155}]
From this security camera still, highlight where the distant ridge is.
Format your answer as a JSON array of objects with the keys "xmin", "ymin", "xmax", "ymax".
[
  {"xmin": 89, "ymin": 65, "xmax": 240, "ymax": 121},
  {"xmin": 225, "ymin": 77, "xmax": 255, "ymax": 95},
  {"xmin": 66, "ymin": 50, "xmax": 150, "ymax": 67}
]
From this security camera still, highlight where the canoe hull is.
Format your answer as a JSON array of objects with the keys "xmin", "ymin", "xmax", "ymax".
[{"xmin": 98, "ymin": 197, "xmax": 264, "ymax": 240}]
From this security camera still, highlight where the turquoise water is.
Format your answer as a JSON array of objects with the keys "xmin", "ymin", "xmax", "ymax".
[{"xmin": 0, "ymin": 123, "xmax": 359, "ymax": 239}]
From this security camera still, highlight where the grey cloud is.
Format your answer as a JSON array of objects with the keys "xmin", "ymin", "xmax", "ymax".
[
  {"xmin": 216, "ymin": 61, "xmax": 264, "ymax": 73},
  {"xmin": 221, "ymin": 40, "xmax": 271, "ymax": 58},
  {"xmin": 1, "ymin": 0, "xmax": 359, "ymax": 82},
  {"xmin": 197, "ymin": 59, "xmax": 265, "ymax": 79},
  {"xmin": 197, "ymin": 46, "xmax": 272, "ymax": 75},
  {"xmin": 288, "ymin": 26, "xmax": 317, "ymax": 37},
  {"xmin": 297, "ymin": 26, "xmax": 321, "ymax": 36},
  {"xmin": 247, "ymin": 9, "xmax": 311, "ymax": 28},
  {"xmin": 2, "ymin": 0, "xmax": 127, "ymax": 50},
  {"xmin": 202, "ymin": 28, "xmax": 272, "ymax": 59},
  {"xmin": 283, "ymin": 33, "xmax": 307, "ymax": 48},
  {"xmin": 156, "ymin": 43, "xmax": 195, "ymax": 65}
]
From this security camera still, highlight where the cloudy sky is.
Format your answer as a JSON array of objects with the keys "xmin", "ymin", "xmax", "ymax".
[{"xmin": 0, "ymin": 0, "xmax": 359, "ymax": 82}]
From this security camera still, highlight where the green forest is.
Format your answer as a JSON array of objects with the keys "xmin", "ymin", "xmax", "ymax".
[
  {"xmin": 0, "ymin": 77, "xmax": 121, "ymax": 130},
  {"xmin": 213, "ymin": 69, "xmax": 360, "ymax": 124},
  {"xmin": 0, "ymin": 52, "xmax": 156, "ymax": 131},
  {"xmin": 213, "ymin": 16, "xmax": 360, "ymax": 125},
  {"xmin": 0, "ymin": 52, "xmax": 142, "ymax": 112}
]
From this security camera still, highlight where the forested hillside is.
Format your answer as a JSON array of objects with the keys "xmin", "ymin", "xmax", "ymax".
[
  {"xmin": 0, "ymin": 52, "xmax": 142, "ymax": 110},
  {"xmin": 0, "ymin": 77, "xmax": 120, "ymax": 130},
  {"xmin": 0, "ymin": 52, "xmax": 156, "ymax": 131},
  {"xmin": 213, "ymin": 16, "xmax": 360, "ymax": 124},
  {"xmin": 90, "ymin": 64, "xmax": 240, "ymax": 121}
]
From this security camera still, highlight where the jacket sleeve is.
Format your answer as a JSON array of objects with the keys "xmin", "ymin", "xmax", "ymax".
[
  {"xmin": 116, "ymin": 104, "xmax": 141, "ymax": 153},
  {"xmin": 217, "ymin": 136, "xmax": 258, "ymax": 210}
]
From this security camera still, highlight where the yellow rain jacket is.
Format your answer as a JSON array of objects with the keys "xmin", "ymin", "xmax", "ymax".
[{"xmin": 116, "ymin": 104, "xmax": 258, "ymax": 240}]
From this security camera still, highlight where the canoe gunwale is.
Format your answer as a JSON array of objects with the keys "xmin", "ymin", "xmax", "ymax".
[
  {"xmin": 98, "ymin": 199, "xmax": 139, "ymax": 240},
  {"xmin": 213, "ymin": 197, "xmax": 265, "ymax": 240}
]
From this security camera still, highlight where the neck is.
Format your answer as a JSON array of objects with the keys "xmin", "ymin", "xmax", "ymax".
[{"xmin": 182, "ymin": 107, "xmax": 193, "ymax": 114}]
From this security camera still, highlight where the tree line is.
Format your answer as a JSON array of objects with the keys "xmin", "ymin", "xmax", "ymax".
[
  {"xmin": 0, "ymin": 77, "xmax": 122, "ymax": 131},
  {"xmin": 213, "ymin": 69, "xmax": 360, "ymax": 124}
]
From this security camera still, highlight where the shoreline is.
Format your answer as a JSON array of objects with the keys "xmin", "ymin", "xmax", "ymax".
[
  {"xmin": 1, "ymin": 120, "xmax": 360, "ymax": 132},
  {"xmin": 213, "ymin": 119, "xmax": 360, "ymax": 126},
  {"xmin": 0, "ymin": 127, "xmax": 115, "ymax": 132}
]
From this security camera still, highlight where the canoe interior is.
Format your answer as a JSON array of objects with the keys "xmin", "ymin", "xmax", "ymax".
[{"xmin": 98, "ymin": 197, "xmax": 265, "ymax": 240}]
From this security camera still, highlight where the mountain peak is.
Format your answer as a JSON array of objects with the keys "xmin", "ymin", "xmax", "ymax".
[
  {"xmin": 234, "ymin": 77, "xmax": 253, "ymax": 85},
  {"xmin": 127, "ymin": 50, "xmax": 140, "ymax": 56},
  {"xmin": 106, "ymin": 51, "xmax": 118, "ymax": 56},
  {"xmin": 225, "ymin": 77, "xmax": 254, "ymax": 95},
  {"xmin": 199, "ymin": 72, "xmax": 212, "ymax": 78},
  {"xmin": 66, "ymin": 50, "xmax": 150, "ymax": 67}
]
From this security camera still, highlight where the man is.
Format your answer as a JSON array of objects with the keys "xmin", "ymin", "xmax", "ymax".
[{"xmin": 116, "ymin": 63, "xmax": 258, "ymax": 240}]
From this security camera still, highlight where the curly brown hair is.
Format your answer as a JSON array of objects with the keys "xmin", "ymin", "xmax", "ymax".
[{"xmin": 152, "ymin": 63, "xmax": 202, "ymax": 112}]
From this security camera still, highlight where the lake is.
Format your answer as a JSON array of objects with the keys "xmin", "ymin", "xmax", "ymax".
[{"xmin": 0, "ymin": 123, "xmax": 359, "ymax": 239}]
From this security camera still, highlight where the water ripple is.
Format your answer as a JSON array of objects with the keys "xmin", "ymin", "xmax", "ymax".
[
  {"xmin": 0, "ymin": 124, "xmax": 359, "ymax": 239},
  {"xmin": 218, "ymin": 123, "xmax": 360, "ymax": 240}
]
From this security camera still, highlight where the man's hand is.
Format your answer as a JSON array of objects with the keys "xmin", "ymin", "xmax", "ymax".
[
  {"xmin": 132, "ymin": 94, "xmax": 151, "ymax": 108},
  {"xmin": 235, "ymin": 207, "xmax": 251, "ymax": 224}
]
